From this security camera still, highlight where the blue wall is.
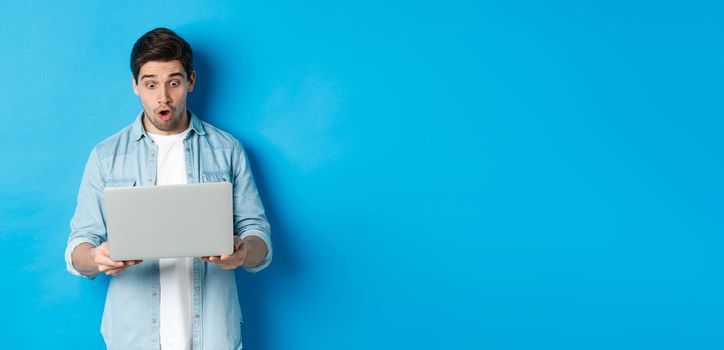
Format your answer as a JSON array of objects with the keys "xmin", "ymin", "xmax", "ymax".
[{"xmin": 1, "ymin": 1, "xmax": 722, "ymax": 349}]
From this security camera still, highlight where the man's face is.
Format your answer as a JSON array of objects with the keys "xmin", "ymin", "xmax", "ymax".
[{"xmin": 133, "ymin": 60, "xmax": 196, "ymax": 135}]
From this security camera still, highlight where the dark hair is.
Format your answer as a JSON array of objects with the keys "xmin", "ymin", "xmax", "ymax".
[{"xmin": 130, "ymin": 28, "xmax": 193, "ymax": 82}]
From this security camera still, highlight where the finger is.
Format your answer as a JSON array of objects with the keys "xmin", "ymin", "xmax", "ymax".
[
  {"xmin": 99, "ymin": 258, "xmax": 140, "ymax": 271},
  {"xmin": 98, "ymin": 244, "xmax": 137, "ymax": 266},
  {"xmin": 226, "ymin": 243, "xmax": 246, "ymax": 259},
  {"xmin": 104, "ymin": 266, "xmax": 127, "ymax": 276},
  {"xmin": 108, "ymin": 269, "xmax": 124, "ymax": 276},
  {"xmin": 98, "ymin": 261, "xmax": 122, "ymax": 272},
  {"xmin": 219, "ymin": 255, "xmax": 244, "ymax": 268},
  {"xmin": 97, "ymin": 256, "xmax": 125, "ymax": 268},
  {"xmin": 206, "ymin": 257, "xmax": 222, "ymax": 265},
  {"xmin": 94, "ymin": 247, "xmax": 124, "ymax": 268},
  {"xmin": 206, "ymin": 258, "xmax": 236, "ymax": 269},
  {"xmin": 97, "ymin": 243, "xmax": 116, "ymax": 259},
  {"xmin": 221, "ymin": 254, "xmax": 244, "ymax": 267},
  {"xmin": 109, "ymin": 263, "xmax": 136, "ymax": 273},
  {"xmin": 100, "ymin": 263, "xmax": 129, "ymax": 273},
  {"xmin": 230, "ymin": 247, "xmax": 247, "ymax": 265}
]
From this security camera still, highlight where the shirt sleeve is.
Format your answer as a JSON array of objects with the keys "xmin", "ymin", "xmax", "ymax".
[
  {"xmin": 65, "ymin": 147, "xmax": 106, "ymax": 278},
  {"xmin": 232, "ymin": 141, "xmax": 272, "ymax": 273}
]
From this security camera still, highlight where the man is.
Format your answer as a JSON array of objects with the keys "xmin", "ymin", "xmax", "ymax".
[{"xmin": 65, "ymin": 28, "xmax": 271, "ymax": 350}]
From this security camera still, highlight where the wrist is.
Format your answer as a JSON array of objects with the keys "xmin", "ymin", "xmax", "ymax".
[{"xmin": 241, "ymin": 236, "xmax": 266, "ymax": 268}]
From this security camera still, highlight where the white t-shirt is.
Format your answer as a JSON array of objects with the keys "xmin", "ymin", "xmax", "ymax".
[{"xmin": 148, "ymin": 129, "xmax": 193, "ymax": 350}]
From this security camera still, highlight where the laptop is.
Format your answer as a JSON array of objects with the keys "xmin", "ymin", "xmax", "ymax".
[{"xmin": 103, "ymin": 182, "xmax": 234, "ymax": 261}]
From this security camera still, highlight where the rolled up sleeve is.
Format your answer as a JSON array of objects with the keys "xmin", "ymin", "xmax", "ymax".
[
  {"xmin": 65, "ymin": 147, "xmax": 106, "ymax": 278},
  {"xmin": 232, "ymin": 142, "xmax": 272, "ymax": 273}
]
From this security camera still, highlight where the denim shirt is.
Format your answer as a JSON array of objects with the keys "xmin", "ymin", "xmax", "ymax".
[{"xmin": 65, "ymin": 111, "xmax": 272, "ymax": 350}]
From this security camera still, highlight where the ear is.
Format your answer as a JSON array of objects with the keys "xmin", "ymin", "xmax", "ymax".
[
  {"xmin": 187, "ymin": 71, "xmax": 196, "ymax": 93},
  {"xmin": 132, "ymin": 76, "xmax": 139, "ymax": 96}
]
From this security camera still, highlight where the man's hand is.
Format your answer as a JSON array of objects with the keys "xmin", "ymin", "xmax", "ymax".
[
  {"xmin": 91, "ymin": 243, "xmax": 143, "ymax": 276},
  {"xmin": 203, "ymin": 236, "xmax": 267, "ymax": 270}
]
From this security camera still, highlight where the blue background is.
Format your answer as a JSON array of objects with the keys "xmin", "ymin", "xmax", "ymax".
[{"xmin": 1, "ymin": 1, "xmax": 722, "ymax": 349}]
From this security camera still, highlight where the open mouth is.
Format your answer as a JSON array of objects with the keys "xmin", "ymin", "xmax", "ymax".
[{"xmin": 157, "ymin": 109, "xmax": 173, "ymax": 120}]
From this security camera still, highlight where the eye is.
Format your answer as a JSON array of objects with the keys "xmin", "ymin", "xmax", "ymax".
[
  {"xmin": 169, "ymin": 80, "xmax": 181, "ymax": 87},
  {"xmin": 145, "ymin": 83, "xmax": 156, "ymax": 89}
]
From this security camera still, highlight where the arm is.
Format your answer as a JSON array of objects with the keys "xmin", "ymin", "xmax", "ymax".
[
  {"xmin": 65, "ymin": 147, "xmax": 140, "ymax": 278},
  {"xmin": 71, "ymin": 243, "xmax": 100, "ymax": 277},
  {"xmin": 65, "ymin": 147, "xmax": 106, "ymax": 278},
  {"xmin": 205, "ymin": 141, "xmax": 272, "ymax": 272}
]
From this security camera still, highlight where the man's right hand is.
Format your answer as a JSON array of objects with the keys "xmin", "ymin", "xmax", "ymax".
[
  {"xmin": 91, "ymin": 243, "xmax": 143, "ymax": 276},
  {"xmin": 72, "ymin": 242, "xmax": 142, "ymax": 277}
]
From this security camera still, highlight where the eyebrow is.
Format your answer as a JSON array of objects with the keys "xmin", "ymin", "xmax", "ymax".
[{"xmin": 140, "ymin": 72, "xmax": 186, "ymax": 81}]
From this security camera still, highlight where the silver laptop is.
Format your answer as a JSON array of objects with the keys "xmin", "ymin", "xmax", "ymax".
[{"xmin": 104, "ymin": 182, "xmax": 234, "ymax": 261}]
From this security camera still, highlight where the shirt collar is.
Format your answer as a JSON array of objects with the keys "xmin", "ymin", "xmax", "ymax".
[{"xmin": 131, "ymin": 109, "xmax": 206, "ymax": 141}]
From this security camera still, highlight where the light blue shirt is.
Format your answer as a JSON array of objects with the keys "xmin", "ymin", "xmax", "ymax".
[{"xmin": 65, "ymin": 111, "xmax": 272, "ymax": 350}]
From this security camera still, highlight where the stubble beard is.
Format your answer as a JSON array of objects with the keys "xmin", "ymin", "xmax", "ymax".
[{"xmin": 145, "ymin": 109, "xmax": 185, "ymax": 132}]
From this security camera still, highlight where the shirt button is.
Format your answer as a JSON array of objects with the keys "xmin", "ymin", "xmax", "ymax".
[
  {"xmin": 187, "ymin": 173, "xmax": 193, "ymax": 177},
  {"xmin": 194, "ymin": 314, "xmax": 200, "ymax": 319},
  {"xmin": 152, "ymin": 292, "xmax": 157, "ymax": 297},
  {"xmin": 152, "ymin": 318, "xmax": 157, "ymax": 324}
]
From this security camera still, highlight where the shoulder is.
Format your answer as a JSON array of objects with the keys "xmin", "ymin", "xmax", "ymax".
[
  {"xmin": 199, "ymin": 121, "xmax": 244, "ymax": 151},
  {"xmin": 92, "ymin": 123, "xmax": 137, "ymax": 160}
]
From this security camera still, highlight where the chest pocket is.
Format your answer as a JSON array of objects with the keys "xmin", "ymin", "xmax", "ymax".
[
  {"xmin": 201, "ymin": 171, "xmax": 231, "ymax": 183},
  {"xmin": 104, "ymin": 178, "xmax": 136, "ymax": 189}
]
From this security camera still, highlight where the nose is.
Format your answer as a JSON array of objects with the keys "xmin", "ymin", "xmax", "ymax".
[{"xmin": 158, "ymin": 86, "xmax": 171, "ymax": 104}]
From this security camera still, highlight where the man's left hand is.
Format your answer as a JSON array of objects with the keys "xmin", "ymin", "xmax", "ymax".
[{"xmin": 203, "ymin": 236, "xmax": 266, "ymax": 269}]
